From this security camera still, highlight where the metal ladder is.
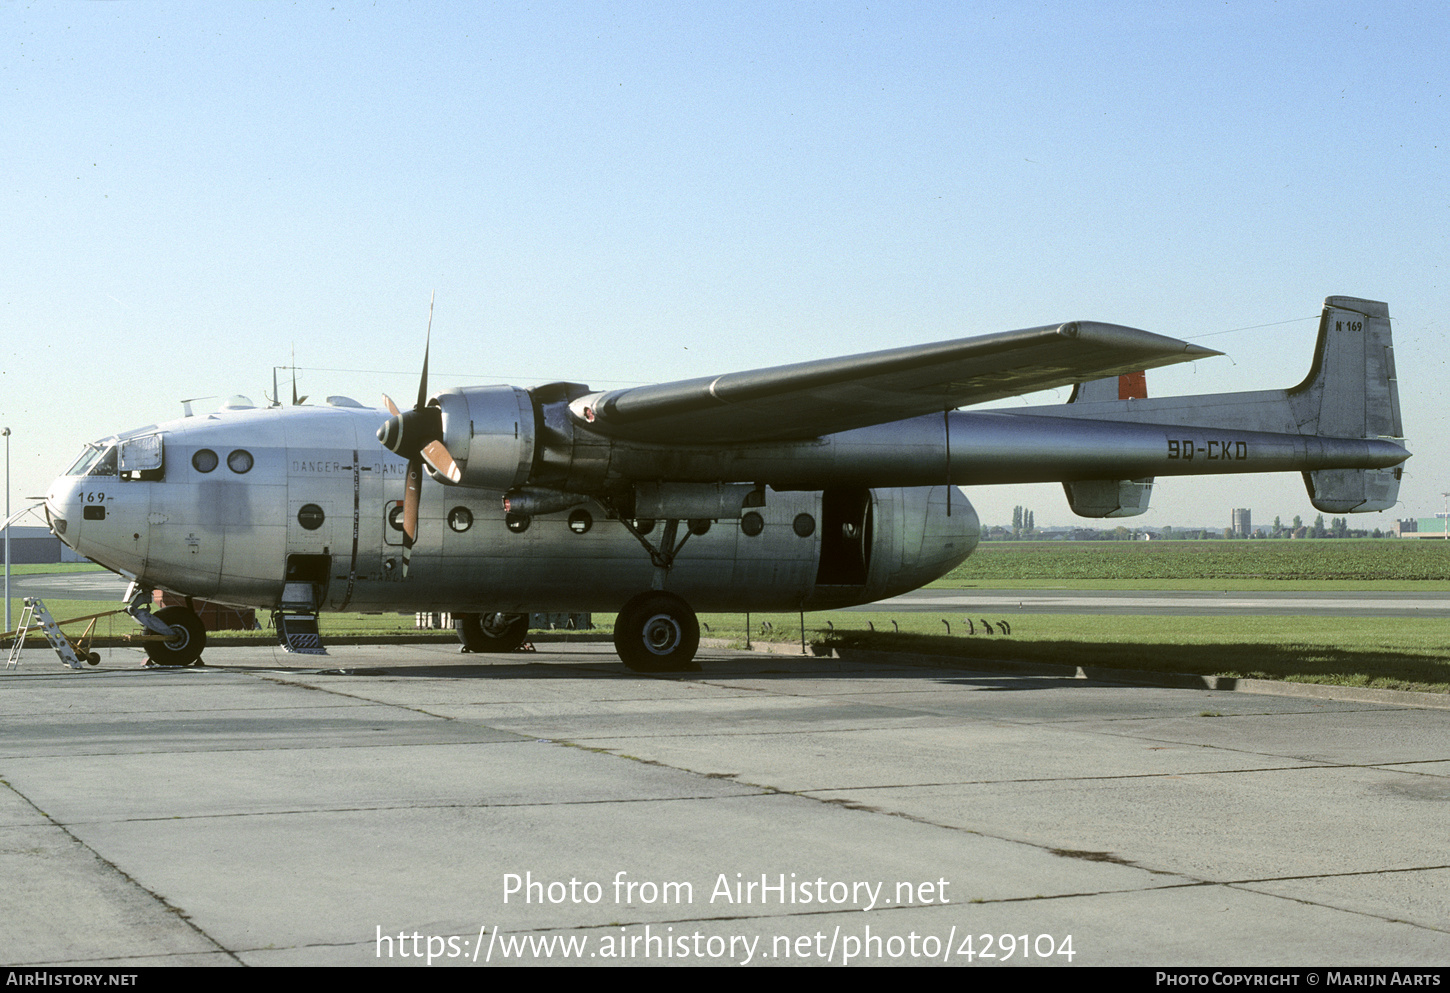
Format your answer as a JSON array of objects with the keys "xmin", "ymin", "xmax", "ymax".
[{"xmin": 6, "ymin": 597, "xmax": 85, "ymax": 670}]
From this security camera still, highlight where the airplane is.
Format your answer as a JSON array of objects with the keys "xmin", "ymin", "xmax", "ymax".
[{"xmin": 41, "ymin": 294, "xmax": 1407, "ymax": 671}]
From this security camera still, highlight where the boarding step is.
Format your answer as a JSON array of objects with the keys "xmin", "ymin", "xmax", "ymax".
[{"xmin": 274, "ymin": 610, "xmax": 328, "ymax": 655}]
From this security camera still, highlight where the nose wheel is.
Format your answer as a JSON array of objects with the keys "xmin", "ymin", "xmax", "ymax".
[
  {"xmin": 613, "ymin": 591, "xmax": 700, "ymax": 672},
  {"xmin": 146, "ymin": 605, "xmax": 207, "ymax": 667}
]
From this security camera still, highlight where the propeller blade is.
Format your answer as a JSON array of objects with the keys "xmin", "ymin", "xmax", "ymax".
[
  {"xmin": 421, "ymin": 440, "xmax": 462, "ymax": 484},
  {"xmin": 402, "ymin": 455, "xmax": 423, "ymax": 578},
  {"xmin": 386, "ymin": 291, "xmax": 439, "ymax": 581},
  {"xmin": 416, "ymin": 291, "xmax": 434, "ymax": 411}
]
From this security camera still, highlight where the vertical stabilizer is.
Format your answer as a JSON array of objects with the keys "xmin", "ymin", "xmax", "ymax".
[{"xmin": 1291, "ymin": 297, "xmax": 1404, "ymax": 512}]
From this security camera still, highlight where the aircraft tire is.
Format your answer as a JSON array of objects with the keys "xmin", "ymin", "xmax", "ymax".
[
  {"xmin": 455, "ymin": 612, "xmax": 529, "ymax": 653},
  {"xmin": 613, "ymin": 591, "xmax": 700, "ymax": 672},
  {"xmin": 148, "ymin": 606, "xmax": 207, "ymax": 667}
]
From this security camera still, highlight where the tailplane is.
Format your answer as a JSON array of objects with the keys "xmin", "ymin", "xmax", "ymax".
[{"xmin": 1023, "ymin": 296, "xmax": 1408, "ymax": 515}]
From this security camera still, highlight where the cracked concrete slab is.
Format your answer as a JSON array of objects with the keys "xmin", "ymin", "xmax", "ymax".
[{"xmin": 3, "ymin": 643, "xmax": 1446, "ymax": 967}]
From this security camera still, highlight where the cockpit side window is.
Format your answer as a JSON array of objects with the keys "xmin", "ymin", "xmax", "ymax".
[{"xmin": 119, "ymin": 434, "xmax": 164, "ymax": 481}]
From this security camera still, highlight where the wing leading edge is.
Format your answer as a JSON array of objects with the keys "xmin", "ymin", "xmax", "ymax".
[{"xmin": 571, "ymin": 321, "xmax": 1220, "ymax": 444}]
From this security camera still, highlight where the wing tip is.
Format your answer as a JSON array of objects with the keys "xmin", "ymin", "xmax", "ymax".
[{"xmin": 1070, "ymin": 321, "xmax": 1222, "ymax": 360}]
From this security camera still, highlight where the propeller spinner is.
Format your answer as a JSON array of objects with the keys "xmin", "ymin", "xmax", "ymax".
[{"xmin": 376, "ymin": 294, "xmax": 461, "ymax": 577}]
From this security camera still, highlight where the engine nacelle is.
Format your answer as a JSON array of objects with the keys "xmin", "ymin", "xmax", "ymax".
[{"xmin": 432, "ymin": 386, "xmax": 537, "ymax": 491}]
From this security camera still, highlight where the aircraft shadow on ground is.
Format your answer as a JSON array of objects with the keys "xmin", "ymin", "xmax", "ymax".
[
  {"xmin": 820, "ymin": 632, "xmax": 1450, "ymax": 692},
  {"xmin": 179, "ymin": 630, "xmax": 1450, "ymax": 694}
]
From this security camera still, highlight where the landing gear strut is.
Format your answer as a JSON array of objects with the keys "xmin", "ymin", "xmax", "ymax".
[{"xmin": 613, "ymin": 591, "xmax": 700, "ymax": 673}]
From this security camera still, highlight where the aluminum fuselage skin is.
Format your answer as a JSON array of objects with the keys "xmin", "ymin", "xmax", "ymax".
[
  {"xmin": 43, "ymin": 297, "xmax": 1409, "ymax": 622},
  {"xmin": 45, "ymin": 404, "xmax": 980, "ymax": 614}
]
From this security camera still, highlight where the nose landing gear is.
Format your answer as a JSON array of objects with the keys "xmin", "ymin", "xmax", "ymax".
[
  {"xmin": 124, "ymin": 584, "xmax": 207, "ymax": 667},
  {"xmin": 147, "ymin": 605, "xmax": 207, "ymax": 667}
]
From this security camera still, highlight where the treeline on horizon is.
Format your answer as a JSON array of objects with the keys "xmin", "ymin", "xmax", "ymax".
[{"xmin": 988, "ymin": 505, "xmax": 1393, "ymax": 541}]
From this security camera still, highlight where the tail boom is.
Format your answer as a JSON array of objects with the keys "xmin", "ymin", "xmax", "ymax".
[{"xmin": 1004, "ymin": 296, "xmax": 1408, "ymax": 514}]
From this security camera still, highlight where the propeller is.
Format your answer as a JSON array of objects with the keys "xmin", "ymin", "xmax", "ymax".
[
  {"xmin": 291, "ymin": 345, "xmax": 307, "ymax": 406},
  {"xmin": 376, "ymin": 293, "xmax": 461, "ymax": 577}
]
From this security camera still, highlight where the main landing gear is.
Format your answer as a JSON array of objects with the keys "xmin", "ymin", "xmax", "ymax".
[
  {"xmin": 455, "ymin": 612, "xmax": 530, "ymax": 653},
  {"xmin": 601, "ymin": 512, "xmax": 705, "ymax": 672},
  {"xmin": 613, "ymin": 591, "xmax": 700, "ymax": 673}
]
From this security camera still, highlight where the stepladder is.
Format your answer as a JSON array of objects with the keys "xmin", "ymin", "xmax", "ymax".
[{"xmin": 5, "ymin": 597, "xmax": 104, "ymax": 670}]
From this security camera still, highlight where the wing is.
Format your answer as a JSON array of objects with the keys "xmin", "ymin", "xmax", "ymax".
[{"xmin": 571, "ymin": 321, "xmax": 1220, "ymax": 444}]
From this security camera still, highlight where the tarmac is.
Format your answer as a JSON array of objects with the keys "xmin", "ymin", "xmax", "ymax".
[{"xmin": 2, "ymin": 640, "xmax": 1448, "ymax": 968}]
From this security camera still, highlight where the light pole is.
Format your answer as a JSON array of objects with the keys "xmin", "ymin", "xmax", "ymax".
[{"xmin": 3, "ymin": 427, "xmax": 10, "ymax": 633}]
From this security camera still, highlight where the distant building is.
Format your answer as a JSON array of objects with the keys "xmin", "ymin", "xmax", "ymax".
[
  {"xmin": 1396, "ymin": 517, "xmax": 1450, "ymax": 538},
  {"xmin": 3, "ymin": 525, "xmax": 86, "ymax": 564},
  {"xmin": 1232, "ymin": 508, "xmax": 1252, "ymax": 538}
]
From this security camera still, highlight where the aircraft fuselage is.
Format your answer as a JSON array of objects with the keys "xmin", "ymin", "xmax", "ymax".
[{"xmin": 44, "ymin": 403, "xmax": 980, "ymax": 617}]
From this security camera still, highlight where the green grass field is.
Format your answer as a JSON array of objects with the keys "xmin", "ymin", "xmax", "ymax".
[
  {"xmin": 8, "ymin": 542, "xmax": 1450, "ymax": 693},
  {"xmin": 936, "ymin": 538, "xmax": 1450, "ymax": 590},
  {"xmin": 5, "ymin": 562, "xmax": 111, "ymax": 575}
]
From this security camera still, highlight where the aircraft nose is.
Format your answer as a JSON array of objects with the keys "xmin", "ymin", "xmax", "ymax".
[{"xmin": 44, "ymin": 476, "xmax": 84, "ymax": 546}]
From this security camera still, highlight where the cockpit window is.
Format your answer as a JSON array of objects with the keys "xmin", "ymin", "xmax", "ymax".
[
  {"xmin": 87, "ymin": 446, "xmax": 118, "ymax": 477},
  {"xmin": 65, "ymin": 446, "xmax": 102, "ymax": 476}
]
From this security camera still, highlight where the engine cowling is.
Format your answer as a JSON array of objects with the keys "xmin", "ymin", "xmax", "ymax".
[{"xmin": 431, "ymin": 386, "xmax": 537, "ymax": 491}]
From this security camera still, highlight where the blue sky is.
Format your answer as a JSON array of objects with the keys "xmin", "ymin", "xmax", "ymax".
[{"xmin": 3, "ymin": 2, "xmax": 1446, "ymax": 529}]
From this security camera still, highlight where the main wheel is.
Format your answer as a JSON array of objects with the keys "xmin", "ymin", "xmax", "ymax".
[
  {"xmin": 148, "ymin": 606, "xmax": 207, "ymax": 667},
  {"xmin": 455, "ymin": 612, "xmax": 530, "ymax": 653},
  {"xmin": 613, "ymin": 591, "xmax": 700, "ymax": 672}
]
